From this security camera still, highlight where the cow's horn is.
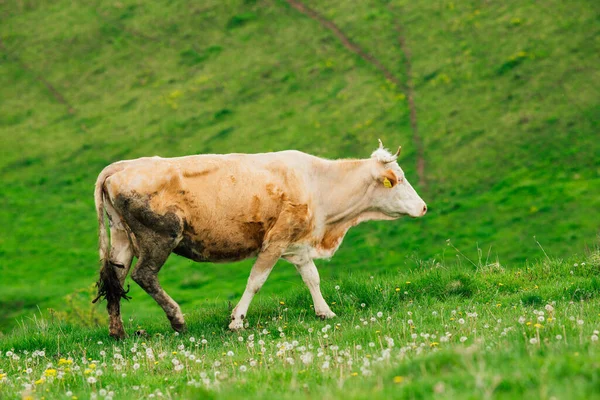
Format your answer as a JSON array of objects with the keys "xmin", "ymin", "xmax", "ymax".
[
  {"xmin": 378, "ymin": 138, "xmax": 384, "ymax": 149},
  {"xmin": 394, "ymin": 146, "xmax": 402, "ymax": 157}
]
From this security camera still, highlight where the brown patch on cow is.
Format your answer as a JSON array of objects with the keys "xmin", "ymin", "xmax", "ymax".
[
  {"xmin": 320, "ymin": 229, "xmax": 345, "ymax": 251},
  {"xmin": 175, "ymin": 219, "xmax": 264, "ymax": 263},
  {"xmin": 266, "ymin": 202, "xmax": 312, "ymax": 244},
  {"xmin": 265, "ymin": 183, "xmax": 288, "ymax": 202},
  {"xmin": 183, "ymin": 167, "xmax": 216, "ymax": 179},
  {"xmin": 156, "ymin": 172, "xmax": 182, "ymax": 194},
  {"xmin": 317, "ymin": 217, "xmax": 359, "ymax": 252},
  {"xmin": 241, "ymin": 221, "xmax": 266, "ymax": 246},
  {"xmin": 173, "ymin": 235, "xmax": 207, "ymax": 261},
  {"xmin": 250, "ymin": 195, "xmax": 261, "ymax": 222}
]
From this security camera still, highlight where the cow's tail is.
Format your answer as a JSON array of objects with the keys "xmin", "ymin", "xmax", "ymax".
[{"xmin": 92, "ymin": 163, "xmax": 131, "ymax": 304}]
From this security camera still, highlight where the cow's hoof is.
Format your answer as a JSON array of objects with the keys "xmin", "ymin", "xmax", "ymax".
[
  {"xmin": 109, "ymin": 330, "xmax": 128, "ymax": 340},
  {"xmin": 229, "ymin": 319, "xmax": 244, "ymax": 331},
  {"xmin": 171, "ymin": 321, "xmax": 187, "ymax": 333},
  {"xmin": 317, "ymin": 310, "xmax": 337, "ymax": 320}
]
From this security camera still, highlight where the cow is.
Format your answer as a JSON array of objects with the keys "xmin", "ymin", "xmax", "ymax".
[{"xmin": 93, "ymin": 140, "xmax": 427, "ymax": 338}]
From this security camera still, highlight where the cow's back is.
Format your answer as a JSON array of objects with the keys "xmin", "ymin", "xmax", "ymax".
[{"xmin": 104, "ymin": 152, "xmax": 314, "ymax": 262}]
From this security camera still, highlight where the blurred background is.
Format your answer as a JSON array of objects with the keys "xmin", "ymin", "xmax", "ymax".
[{"xmin": 0, "ymin": 0, "xmax": 598, "ymax": 333}]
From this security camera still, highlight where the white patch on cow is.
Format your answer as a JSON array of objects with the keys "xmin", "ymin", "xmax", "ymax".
[{"xmin": 370, "ymin": 147, "xmax": 396, "ymax": 164}]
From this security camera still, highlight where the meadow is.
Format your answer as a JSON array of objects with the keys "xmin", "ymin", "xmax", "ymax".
[
  {"xmin": 0, "ymin": 0, "xmax": 599, "ymax": 398},
  {"xmin": 2, "ymin": 251, "xmax": 600, "ymax": 399}
]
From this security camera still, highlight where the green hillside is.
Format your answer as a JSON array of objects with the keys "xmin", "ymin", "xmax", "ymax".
[{"xmin": 0, "ymin": 0, "xmax": 598, "ymax": 331}]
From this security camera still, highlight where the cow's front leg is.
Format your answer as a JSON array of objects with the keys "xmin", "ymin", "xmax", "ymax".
[
  {"xmin": 295, "ymin": 260, "xmax": 336, "ymax": 319},
  {"xmin": 229, "ymin": 250, "xmax": 281, "ymax": 330}
]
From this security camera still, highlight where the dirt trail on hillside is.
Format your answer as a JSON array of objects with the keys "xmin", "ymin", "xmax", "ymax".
[
  {"xmin": 393, "ymin": 16, "xmax": 425, "ymax": 189},
  {"xmin": 285, "ymin": 0, "xmax": 426, "ymax": 189}
]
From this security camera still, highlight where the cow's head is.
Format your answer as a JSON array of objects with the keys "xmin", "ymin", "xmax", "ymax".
[{"xmin": 370, "ymin": 139, "xmax": 427, "ymax": 218}]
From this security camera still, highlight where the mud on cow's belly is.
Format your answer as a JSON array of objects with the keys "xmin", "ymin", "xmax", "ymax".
[{"xmin": 173, "ymin": 234, "xmax": 260, "ymax": 263}]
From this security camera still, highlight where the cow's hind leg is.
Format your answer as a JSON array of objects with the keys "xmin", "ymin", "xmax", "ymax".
[
  {"xmin": 94, "ymin": 200, "xmax": 135, "ymax": 339},
  {"xmin": 105, "ymin": 201, "xmax": 134, "ymax": 339},
  {"xmin": 131, "ymin": 249, "xmax": 186, "ymax": 332},
  {"xmin": 114, "ymin": 194, "xmax": 186, "ymax": 332}
]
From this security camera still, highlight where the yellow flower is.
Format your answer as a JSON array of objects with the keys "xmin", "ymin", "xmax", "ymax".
[
  {"xmin": 88, "ymin": 363, "xmax": 96, "ymax": 369},
  {"xmin": 84, "ymin": 369, "xmax": 92, "ymax": 375},
  {"xmin": 173, "ymin": 352, "xmax": 178, "ymax": 355},
  {"xmin": 534, "ymin": 323, "xmax": 543, "ymax": 329},
  {"xmin": 496, "ymin": 304, "xmax": 502, "ymax": 307},
  {"xmin": 406, "ymin": 281, "xmax": 411, "ymax": 284},
  {"xmin": 498, "ymin": 283, "xmax": 504, "ymax": 286},
  {"xmin": 0, "ymin": 373, "xmax": 6, "ymax": 379},
  {"xmin": 279, "ymin": 301, "xmax": 285, "ymax": 305},
  {"xmin": 393, "ymin": 376, "xmax": 404, "ymax": 384},
  {"xmin": 44, "ymin": 369, "xmax": 57, "ymax": 377},
  {"xmin": 24, "ymin": 396, "xmax": 34, "ymax": 400},
  {"xmin": 351, "ymin": 372, "xmax": 358, "ymax": 376},
  {"xmin": 430, "ymin": 342, "xmax": 439, "ymax": 347},
  {"xmin": 35, "ymin": 378, "xmax": 45, "ymax": 385},
  {"xmin": 154, "ymin": 361, "xmax": 159, "ymax": 365},
  {"xmin": 395, "ymin": 288, "xmax": 400, "ymax": 292},
  {"xmin": 526, "ymin": 321, "xmax": 532, "ymax": 326}
]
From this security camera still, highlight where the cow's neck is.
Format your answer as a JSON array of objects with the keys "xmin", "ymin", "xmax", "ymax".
[{"xmin": 317, "ymin": 159, "xmax": 391, "ymax": 226}]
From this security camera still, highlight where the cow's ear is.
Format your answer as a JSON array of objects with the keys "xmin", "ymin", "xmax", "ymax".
[{"xmin": 380, "ymin": 169, "xmax": 398, "ymax": 188}]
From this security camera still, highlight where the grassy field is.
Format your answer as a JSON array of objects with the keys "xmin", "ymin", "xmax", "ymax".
[
  {"xmin": 0, "ymin": 0, "xmax": 598, "ymax": 330},
  {"xmin": 1, "ymin": 251, "xmax": 600, "ymax": 399},
  {"xmin": 0, "ymin": 0, "xmax": 599, "ymax": 398}
]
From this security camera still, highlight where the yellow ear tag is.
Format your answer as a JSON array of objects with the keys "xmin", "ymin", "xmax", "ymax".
[{"xmin": 383, "ymin": 177, "xmax": 393, "ymax": 188}]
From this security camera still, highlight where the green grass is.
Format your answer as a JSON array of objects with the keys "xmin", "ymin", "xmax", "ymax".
[{"xmin": 1, "ymin": 251, "xmax": 600, "ymax": 399}]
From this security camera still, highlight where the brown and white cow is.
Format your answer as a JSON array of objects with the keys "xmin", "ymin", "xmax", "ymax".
[{"xmin": 93, "ymin": 140, "xmax": 427, "ymax": 338}]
